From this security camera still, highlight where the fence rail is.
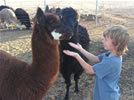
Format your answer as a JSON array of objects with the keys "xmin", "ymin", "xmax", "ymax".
[{"xmin": 0, "ymin": 0, "xmax": 134, "ymax": 30}]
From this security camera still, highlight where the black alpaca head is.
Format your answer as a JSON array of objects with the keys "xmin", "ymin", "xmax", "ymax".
[
  {"xmin": 60, "ymin": 7, "xmax": 79, "ymax": 33},
  {"xmin": 35, "ymin": 7, "xmax": 73, "ymax": 40}
]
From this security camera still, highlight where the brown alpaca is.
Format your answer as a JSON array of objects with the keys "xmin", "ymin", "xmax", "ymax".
[{"xmin": 0, "ymin": 8, "xmax": 73, "ymax": 100}]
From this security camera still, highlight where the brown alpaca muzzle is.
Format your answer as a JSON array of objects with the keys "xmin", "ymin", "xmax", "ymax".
[
  {"xmin": 51, "ymin": 29, "xmax": 73, "ymax": 40},
  {"xmin": 51, "ymin": 30, "xmax": 62, "ymax": 40},
  {"xmin": 51, "ymin": 26, "xmax": 73, "ymax": 40}
]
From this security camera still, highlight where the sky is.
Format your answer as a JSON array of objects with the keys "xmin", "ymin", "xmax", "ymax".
[
  {"xmin": 1, "ymin": 0, "xmax": 134, "ymax": 4},
  {"xmin": 0, "ymin": 0, "xmax": 134, "ymax": 10},
  {"xmin": 0, "ymin": 0, "xmax": 134, "ymax": 20}
]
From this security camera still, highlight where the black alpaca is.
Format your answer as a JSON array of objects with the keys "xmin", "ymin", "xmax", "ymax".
[
  {"xmin": 15, "ymin": 8, "xmax": 31, "ymax": 29},
  {"xmin": 59, "ymin": 7, "xmax": 90, "ymax": 100}
]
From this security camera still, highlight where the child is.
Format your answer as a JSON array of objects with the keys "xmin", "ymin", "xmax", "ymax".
[{"xmin": 63, "ymin": 25, "xmax": 129, "ymax": 100}]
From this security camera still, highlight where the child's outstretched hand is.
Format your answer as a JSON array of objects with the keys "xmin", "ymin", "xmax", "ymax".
[
  {"xmin": 69, "ymin": 42, "xmax": 82, "ymax": 50},
  {"xmin": 63, "ymin": 50, "xmax": 79, "ymax": 58}
]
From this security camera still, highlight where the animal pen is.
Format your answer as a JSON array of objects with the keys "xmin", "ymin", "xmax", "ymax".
[
  {"xmin": 0, "ymin": 0, "xmax": 134, "ymax": 100},
  {"xmin": 0, "ymin": 0, "xmax": 134, "ymax": 30}
]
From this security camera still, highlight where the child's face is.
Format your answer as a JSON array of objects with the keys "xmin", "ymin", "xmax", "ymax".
[{"xmin": 102, "ymin": 36, "xmax": 116, "ymax": 51}]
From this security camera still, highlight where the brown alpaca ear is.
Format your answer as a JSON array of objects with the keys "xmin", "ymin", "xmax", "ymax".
[{"xmin": 35, "ymin": 7, "xmax": 46, "ymax": 25}]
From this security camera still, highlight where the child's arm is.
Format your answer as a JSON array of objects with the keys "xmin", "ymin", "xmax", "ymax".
[
  {"xmin": 63, "ymin": 50, "xmax": 95, "ymax": 74},
  {"xmin": 69, "ymin": 42, "xmax": 100, "ymax": 63}
]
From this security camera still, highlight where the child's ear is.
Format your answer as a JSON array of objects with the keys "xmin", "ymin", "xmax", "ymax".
[{"xmin": 116, "ymin": 43, "xmax": 120, "ymax": 50}]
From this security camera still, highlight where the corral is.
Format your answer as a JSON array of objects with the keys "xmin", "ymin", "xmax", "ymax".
[{"xmin": 0, "ymin": 1, "xmax": 134, "ymax": 100}]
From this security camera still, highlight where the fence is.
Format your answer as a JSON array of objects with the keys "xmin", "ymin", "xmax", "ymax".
[
  {"xmin": 0, "ymin": 0, "xmax": 134, "ymax": 30},
  {"xmin": 0, "ymin": 1, "xmax": 134, "ymax": 100}
]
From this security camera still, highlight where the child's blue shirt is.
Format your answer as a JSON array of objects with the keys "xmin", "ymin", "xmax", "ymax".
[{"xmin": 92, "ymin": 51, "xmax": 122, "ymax": 100}]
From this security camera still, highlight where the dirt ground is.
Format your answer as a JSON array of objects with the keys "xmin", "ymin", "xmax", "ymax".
[{"xmin": 0, "ymin": 9, "xmax": 134, "ymax": 100}]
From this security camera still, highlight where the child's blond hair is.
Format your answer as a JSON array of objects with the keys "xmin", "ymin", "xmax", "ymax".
[{"xmin": 103, "ymin": 25, "xmax": 129, "ymax": 56}]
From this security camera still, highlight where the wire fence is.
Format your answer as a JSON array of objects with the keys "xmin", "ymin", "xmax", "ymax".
[
  {"xmin": 0, "ymin": 0, "xmax": 134, "ymax": 30},
  {"xmin": 0, "ymin": 1, "xmax": 134, "ymax": 100}
]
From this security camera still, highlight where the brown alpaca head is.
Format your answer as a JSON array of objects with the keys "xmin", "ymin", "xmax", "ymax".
[
  {"xmin": 46, "ymin": 7, "xmax": 80, "ymax": 37},
  {"xmin": 34, "ymin": 7, "xmax": 73, "ymax": 40}
]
